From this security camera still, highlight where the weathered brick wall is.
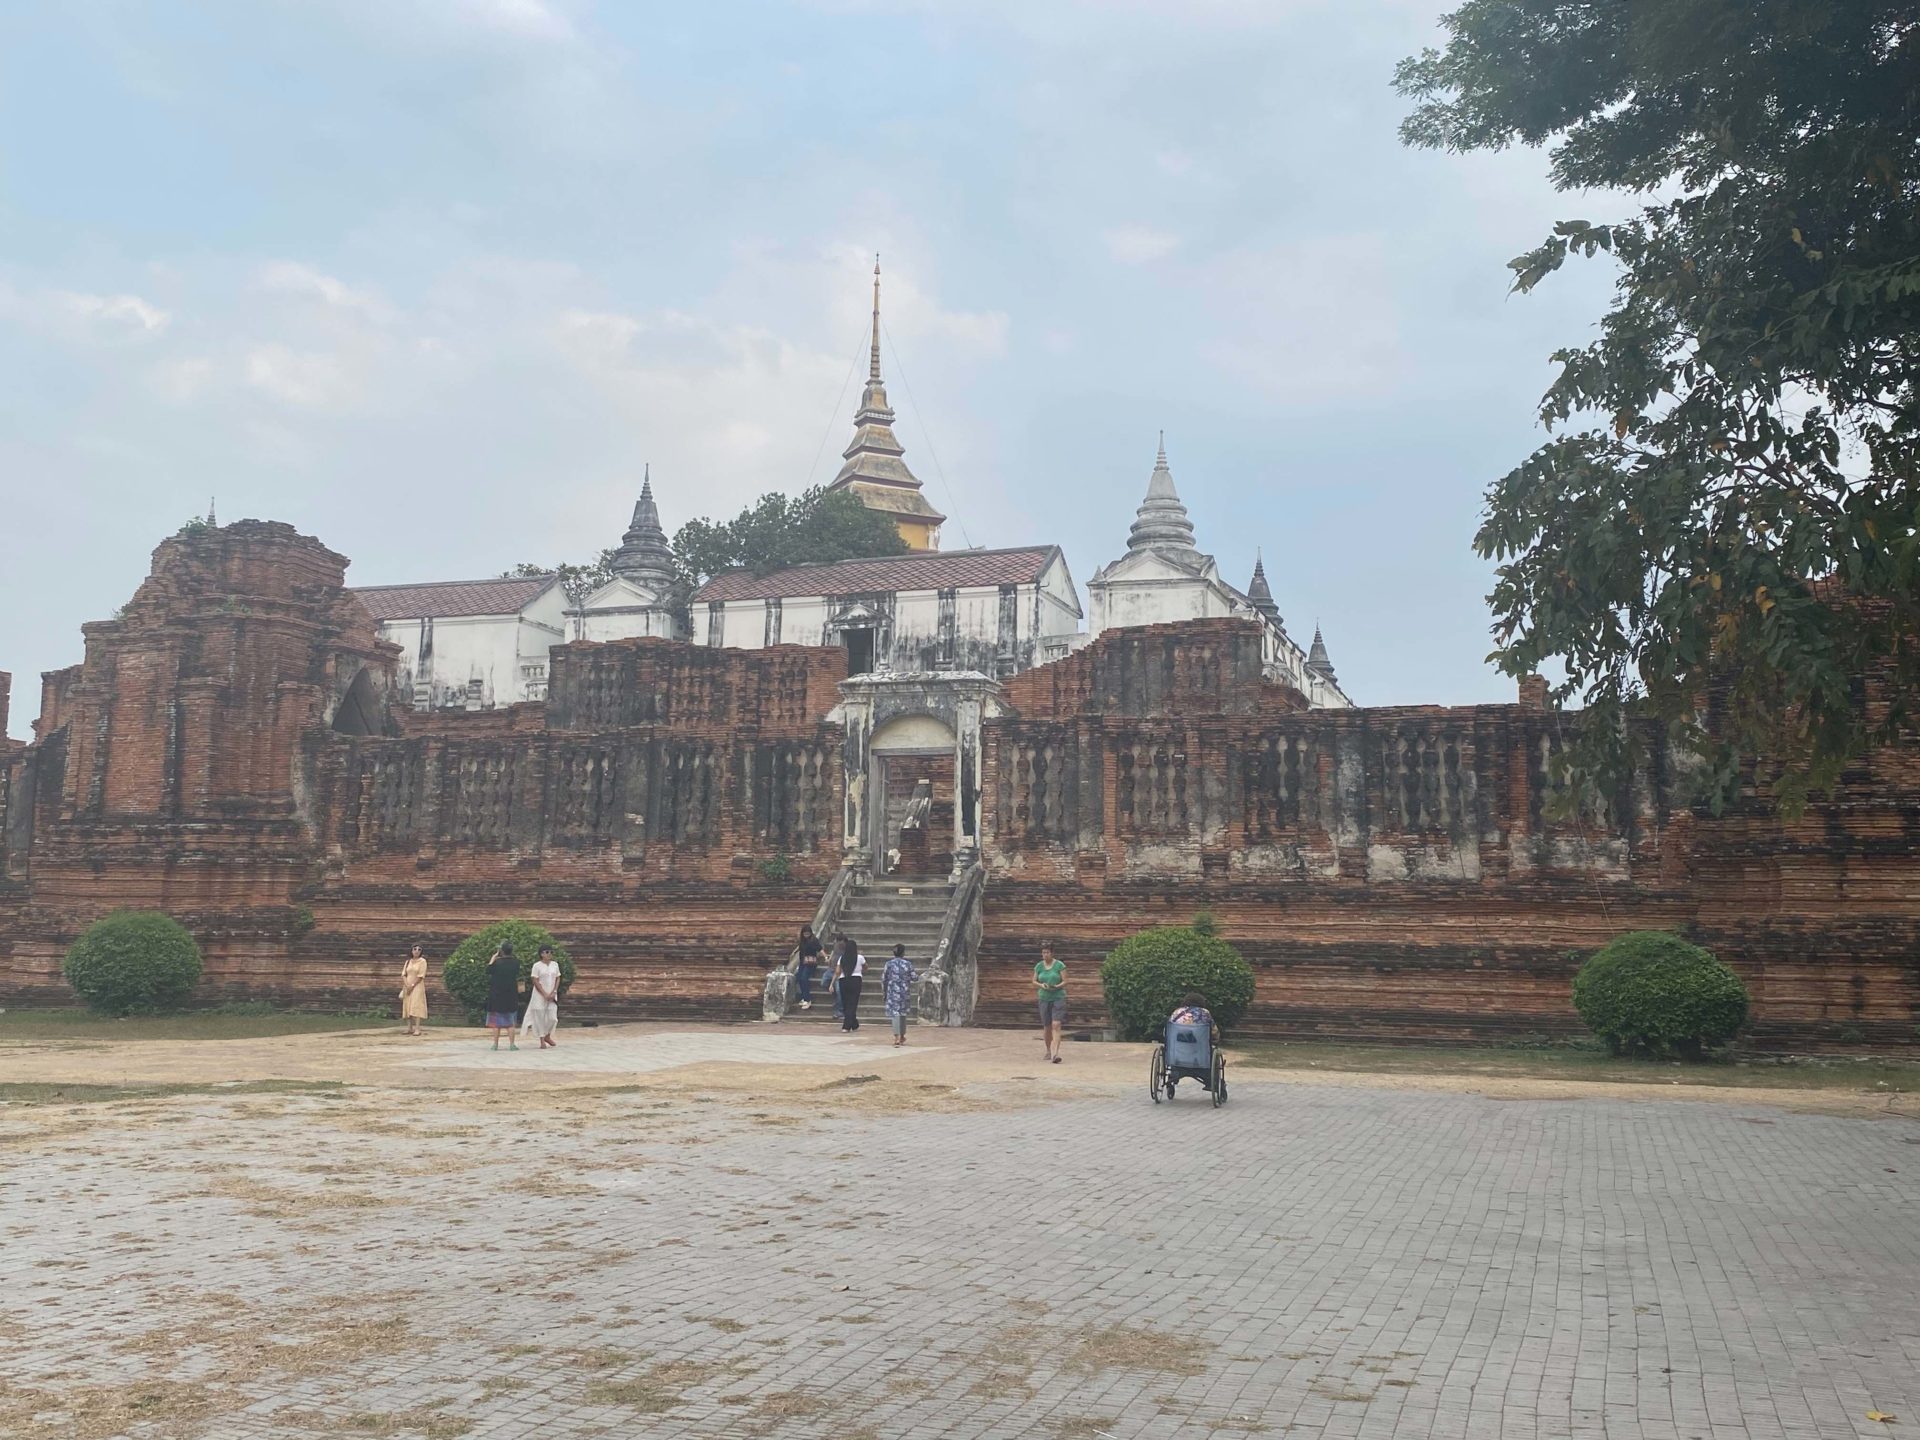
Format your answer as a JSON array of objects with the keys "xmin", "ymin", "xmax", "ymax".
[
  {"xmin": 979, "ymin": 621, "xmax": 1920, "ymax": 1046},
  {"xmin": 0, "ymin": 527, "xmax": 844, "ymax": 1016},
  {"xmin": 3, "ymin": 532, "xmax": 1915, "ymax": 1046}
]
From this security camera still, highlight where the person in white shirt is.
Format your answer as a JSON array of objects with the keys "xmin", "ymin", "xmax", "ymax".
[
  {"xmin": 520, "ymin": 944, "xmax": 562, "ymax": 1049},
  {"xmin": 837, "ymin": 935, "xmax": 867, "ymax": 1032}
]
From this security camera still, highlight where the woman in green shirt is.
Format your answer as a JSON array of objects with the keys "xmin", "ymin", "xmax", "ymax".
[{"xmin": 1033, "ymin": 943, "xmax": 1066, "ymax": 1064}]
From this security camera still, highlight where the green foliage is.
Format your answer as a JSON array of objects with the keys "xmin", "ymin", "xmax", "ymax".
[
  {"xmin": 1100, "ymin": 924, "xmax": 1255, "ymax": 1042},
  {"xmin": 502, "ymin": 553, "xmax": 617, "ymax": 612},
  {"xmin": 1190, "ymin": 909, "xmax": 1220, "ymax": 939},
  {"xmin": 62, "ymin": 911, "xmax": 204, "ymax": 1016},
  {"xmin": 288, "ymin": 905, "xmax": 315, "ymax": 938},
  {"xmin": 673, "ymin": 486, "xmax": 908, "ymax": 591},
  {"xmin": 757, "ymin": 853, "xmax": 794, "ymax": 882},
  {"xmin": 1397, "ymin": 1, "xmax": 1920, "ymax": 813},
  {"xmin": 440, "ymin": 920, "xmax": 576, "ymax": 1014},
  {"xmin": 1571, "ymin": 931, "xmax": 1749, "ymax": 1059}
]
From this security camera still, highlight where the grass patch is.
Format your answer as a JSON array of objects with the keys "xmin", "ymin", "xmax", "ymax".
[
  {"xmin": 267, "ymin": 1410, "xmax": 472, "ymax": 1438},
  {"xmin": 0, "ymin": 1377, "xmax": 220, "ymax": 1440},
  {"xmin": 0, "ymin": 1007, "xmax": 406, "ymax": 1043},
  {"xmin": 1063, "ymin": 1325, "xmax": 1210, "ymax": 1378},
  {"xmin": 1235, "ymin": 1039, "xmax": 1920, "ymax": 1092},
  {"xmin": 585, "ymin": 1358, "xmax": 737, "ymax": 1414},
  {"xmin": 0, "ymin": 1079, "xmax": 346, "ymax": 1107}
]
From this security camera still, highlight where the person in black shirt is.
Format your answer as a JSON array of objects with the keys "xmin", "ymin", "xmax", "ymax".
[
  {"xmin": 837, "ymin": 936, "xmax": 867, "ymax": 1032},
  {"xmin": 485, "ymin": 940, "xmax": 521, "ymax": 1052},
  {"xmin": 795, "ymin": 925, "xmax": 824, "ymax": 1011}
]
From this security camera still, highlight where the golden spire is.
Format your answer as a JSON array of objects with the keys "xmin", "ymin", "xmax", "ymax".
[{"xmin": 869, "ymin": 254, "xmax": 882, "ymax": 384}]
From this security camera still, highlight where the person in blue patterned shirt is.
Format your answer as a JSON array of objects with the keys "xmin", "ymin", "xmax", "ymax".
[{"xmin": 882, "ymin": 944, "xmax": 916, "ymax": 1047}]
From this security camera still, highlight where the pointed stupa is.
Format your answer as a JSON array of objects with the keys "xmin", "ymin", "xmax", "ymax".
[
  {"xmin": 825, "ymin": 257, "xmax": 945, "ymax": 549},
  {"xmin": 1246, "ymin": 551, "xmax": 1282, "ymax": 626},
  {"xmin": 1306, "ymin": 625, "xmax": 1337, "ymax": 685},
  {"xmin": 1126, "ymin": 433, "xmax": 1200, "ymax": 554},
  {"xmin": 610, "ymin": 465, "xmax": 677, "ymax": 589}
]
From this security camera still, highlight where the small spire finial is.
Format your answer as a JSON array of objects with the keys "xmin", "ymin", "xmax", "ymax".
[
  {"xmin": 642, "ymin": 461, "xmax": 651, "ymax": 495},
  {"xmin": 869, "ymin": 254, "xmax": 883, "ymax": 384},
  {"xmin": 1156, "ymin": 430, "xmax": 1166, "ymax": 464},
  {"xmin": 207, "ymin": 496, "xmax": 216, "ymax": 527}
]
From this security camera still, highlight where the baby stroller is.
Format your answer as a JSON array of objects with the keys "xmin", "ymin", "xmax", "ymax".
[{"xmin": 1150, "ymin": 1014, "xmax": 1227, "ymax": 1107}]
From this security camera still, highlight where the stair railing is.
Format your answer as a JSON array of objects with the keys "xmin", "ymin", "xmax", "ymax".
[
  {"xmin": 762, "ymin": 864, "xmax": 855, "ymax": 1021},
  {"xmin": 912, "ymin": 862, "xmax": 984, "ymax": 1027}
]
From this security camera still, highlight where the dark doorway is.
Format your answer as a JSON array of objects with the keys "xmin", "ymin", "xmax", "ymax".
[
  {"xmin": 331, "ymin": 667, "xmax": 383, "ymax": 736},
  {"xmin": 845, "ymin": 627, "xmax": 875, "ymax": 676}
]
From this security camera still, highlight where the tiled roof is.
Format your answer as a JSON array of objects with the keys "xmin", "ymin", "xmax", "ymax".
[
  {"xmin": 693, "ymin": 546, "xmax": 1059, "ymax": 603},
  {"xmin": 352, "ymin": 576, "xmax": 559, "ymax": 622}
]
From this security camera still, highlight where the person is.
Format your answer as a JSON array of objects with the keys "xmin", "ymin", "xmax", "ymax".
[
  {"xmin": 830, "ymin": 936, "xmax": 847, "ymax": 1022},
  {"xmin": 399, "ymin": 944, "xmax": 429, "ymax": 1037},
  {"xmin": 521, "ymin": 944, "xmax": 561, "ymax": 1049},
  {"xmin": 1170, "ymin": 991, "xmax": 1218, "ymax": 1046},
  {"xmin": 1033, "ymin": 942, "xmax": 1066, "ymax": 1064},
  {"xmin": 837, "ymin": 936, "xmax": 866, "ymax": 1031},
  {"xmin": 794, "ymin": 925, "xmax": 824, "ymax": 1011},
  {"xmin": 484, "ymin": 939, "xmax": 520, "ymax": 1051},
  {"xmin": 882, "ymin": 943, "xmax": 915, "ymax": 1047}
]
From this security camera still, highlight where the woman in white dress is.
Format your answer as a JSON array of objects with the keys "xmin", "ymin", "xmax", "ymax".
[{"xmin": 521, "ymin": 944, "xmax": 562, "ymax": 1049}]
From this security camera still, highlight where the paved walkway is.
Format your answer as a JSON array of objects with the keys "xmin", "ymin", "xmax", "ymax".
[{"xmin": 1, "ymin": 1044, "xmax": 1916, "ymax": 1438}]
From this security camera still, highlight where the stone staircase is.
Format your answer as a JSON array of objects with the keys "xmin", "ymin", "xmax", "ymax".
[{"xmin": 782, "ymin": 877, "xmax": 953, "ymax": 1024}]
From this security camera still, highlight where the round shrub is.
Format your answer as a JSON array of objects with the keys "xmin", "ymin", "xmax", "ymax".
[
  {"xmin": 63, "ymin": 911, "xmax": 203, "ymax": 1016},
  {"xmin": 1572, "ymin": 930, "xmax": 1749, "ymax": 1059},
  {"xmin": 441, "ymin": 920, "xmax": 576, "ymax": 1016},
  {"xmin": 1100, "ymin": 921, "xmax": 1256, "ymax": 1042}
]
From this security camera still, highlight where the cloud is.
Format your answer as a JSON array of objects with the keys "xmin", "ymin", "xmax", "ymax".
[
  {"xmin": 54, "ymin": 290, "xmax": 171, "ymax": 337},
  {"xmin": 1103, "ymin": 225, "xmax": 1182, "ymax": 265},
  {"xmin": 146, "ymin": 356, "xmax": 216, "ymax": 403},
  {"xmin": 450, "ymin": 0, "xmax": 576, "ymax": 41},
  {"xmin": 256, "ymin": 262, "xmax": 392, "ymax": 321},
  {"xmin": 244, "ymin": 343, "xmax": 356, "ymax": 409},
  {"xmin": 1198, "ymin": 234, "xmax": 1406, "ymax": 404}
]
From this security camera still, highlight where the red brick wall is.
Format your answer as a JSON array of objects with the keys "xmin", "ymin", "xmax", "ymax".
[
  {"xmin": 3, "ymin": 524, "xmax": 1916, "ymax": 1048},
  {"xmin": 979, "ymin": 644, "xmax": 1920, "ymax": 1047}
]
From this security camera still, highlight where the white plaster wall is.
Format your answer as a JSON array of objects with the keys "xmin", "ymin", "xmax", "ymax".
[
  {"xmin": 1089, "ymin": 573, "xmax": 1239, "ymax": 633},
  {"xmin": 576, "ymin": 578, "xmax": 678, "ymax": 643},
  {"xmin": 380, "ymin": 594, "xmax": 567, "ymax": 708},
  {"xmin": 697, "ymin": 581, "xmax": 1072, "ymax": 671}
]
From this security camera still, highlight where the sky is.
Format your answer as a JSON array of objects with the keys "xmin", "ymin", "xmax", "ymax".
[{"xmin": 0, "ymin": 0, "xmax": 1626, "ymax": 739}]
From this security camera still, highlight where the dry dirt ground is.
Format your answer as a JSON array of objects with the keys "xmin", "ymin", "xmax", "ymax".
[{"xmin": 2, "ymin": 1022, "xmax": 1916, "ymax": 1439}]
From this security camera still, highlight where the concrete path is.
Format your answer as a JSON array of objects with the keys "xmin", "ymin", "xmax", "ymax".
[{"xmin": 1, "ymin": 1029, "xmax": 1915, "ymax": 1438}]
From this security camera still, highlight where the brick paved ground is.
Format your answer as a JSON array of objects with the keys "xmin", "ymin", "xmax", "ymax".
[{"xmin": 2, "ymin": 1046, "xmax": 1917, "ymax": 1439}]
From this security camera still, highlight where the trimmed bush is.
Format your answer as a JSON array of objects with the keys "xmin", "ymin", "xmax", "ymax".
[
  {"xmin": 1100, "ymin": 920, "xmax": 1255, "ymax": 1042},
  {"xmin": 441, "ymin": 920, "xmax": 576, "ymax": 1017},
  {"xmin": 1572, "ymin": 930, "xmax": 1749, "ymax": 1059},
  {"xmin": 63, "ymin": 911, "xmax": 204, "ymax": 1016}
]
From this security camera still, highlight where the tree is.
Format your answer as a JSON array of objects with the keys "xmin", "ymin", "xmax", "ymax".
[
  {"xmin": 1398, "ymin": 2, "xmax": 1920, "ymax": 811},
  {"xmin": 502, "ymin": 553, "xmax": 616, "ymax": 612},
  {"xmin": 672, "ymin": 486, "xmax": 907, "ymax": 591}
]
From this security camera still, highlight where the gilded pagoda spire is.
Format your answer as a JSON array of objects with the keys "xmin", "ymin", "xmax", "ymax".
[{"xmin": 826, "ymin": 256, "xmax": 945, "ymax": 550}]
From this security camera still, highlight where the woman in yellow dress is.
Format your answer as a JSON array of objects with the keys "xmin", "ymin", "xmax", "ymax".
[{"xmin": 399, "ymin": 944, "xmax": 429, "ymax": 1037}]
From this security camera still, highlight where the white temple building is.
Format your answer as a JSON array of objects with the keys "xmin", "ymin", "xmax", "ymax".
[
  {"xmin": 349, "ymin": 268, "xmax": 1352, "ymax": 711},
  {"xmin": 354, "ymin": 575, "xmax": 566, "ymax": 708},
  {"xmin": 690, "ymin": 546, "xmax": 1083, "ymax": 676},
  {"xmin": 1086, "ymin": 439, "xmax": 1352, "ymax": 708}
]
